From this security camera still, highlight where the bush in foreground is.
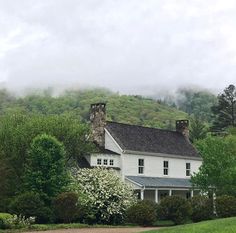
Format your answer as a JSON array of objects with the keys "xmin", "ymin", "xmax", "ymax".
[
  {"xmin": 0, "ymin": 213, "xmax": 13, "ymax": 229},
  {"xmin": 216, "ymin": 195, "xmax": 236, "ymax": 218},
  {"xmin": 10, "ymin": 192, "xmax": 54, "ymax": 223},
  {"xmin": 190, "ymin": 195, "xmax": 213, "ymax": 222},
  {"xmin": 74, "ymin": 167, "xmax": 136, "ymax": 224},
  {"xmin": 53, "ymin": 192, "xmax": 79, "ymax": 223},
  {"xmin": 157, "ymin": 196, "xmax": 192, "ymax": 225},
  {"xmin": 126, "ymin": 200, "xmax": 157, "ymax": 226}
]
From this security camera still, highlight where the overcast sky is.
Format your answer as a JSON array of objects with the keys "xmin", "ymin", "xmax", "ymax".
[{"xmin": 0, "ymin": 0, "xmax": 236, "ymax": 95}]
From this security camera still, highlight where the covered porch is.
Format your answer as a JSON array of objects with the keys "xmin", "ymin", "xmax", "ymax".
[{"xmin": 126, "ymin": 176, "xmax": 199, "ymax": 203}]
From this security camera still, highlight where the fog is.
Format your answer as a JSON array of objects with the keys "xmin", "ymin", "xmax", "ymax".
[{"xmin": 0, "ymin": 0, "xmax": 236, "ymax": 95}]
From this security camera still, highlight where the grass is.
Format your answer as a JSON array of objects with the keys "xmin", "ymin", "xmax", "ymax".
[
  {"xmin": 143, "ymin": 217, "xmax": 236, "ymax": 233},
  {"xmin": 0, "ymin": 223, "xmax": 137, "ymax": 232},
  {"xmin": 153, "ymin": 220, "xmax": 175, "ymax": 227}
]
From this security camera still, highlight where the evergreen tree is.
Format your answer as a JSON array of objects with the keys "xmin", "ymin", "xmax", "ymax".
[
  {"xmin": 212, "ymin": 84, "xmax": 236, "ymax": 131},
  {"xmin": 190, "ymin": 117, "xmax": 208, "ymax": 142}
]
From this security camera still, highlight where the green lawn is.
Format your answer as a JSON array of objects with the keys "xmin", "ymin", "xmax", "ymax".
[{"xmin": 143, "ymin": 217, "xmax": 236, "ymax": 233}]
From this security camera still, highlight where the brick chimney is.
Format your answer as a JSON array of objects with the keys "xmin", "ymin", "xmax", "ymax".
[
  {"xmin": 90, "ymin": 103, "xmax": 106, "ymax": 147},
  {"xmin": 176, "ymin": 120, "xmax": 189, "ymax": 140}
]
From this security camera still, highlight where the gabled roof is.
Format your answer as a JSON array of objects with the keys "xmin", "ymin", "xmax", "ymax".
[
  {"xmin": 126, "ymin": 176, "xmax": 192, "ymax": 188},
  {"xmin": 105, "ymin": 121, "xmax": 200, "ymax": 158}
]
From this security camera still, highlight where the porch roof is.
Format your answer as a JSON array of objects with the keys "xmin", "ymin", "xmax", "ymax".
[{"xmin": 126, "ymin": 176, "xmax": 192, "ymax": 189}]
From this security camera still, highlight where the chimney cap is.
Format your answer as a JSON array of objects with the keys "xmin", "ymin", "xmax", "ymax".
[
  {"xmin": 176, "ymin": 119, "xmax": 189, "ymax": 126},
  {"xmin": 90, "ymin": 102, "xmax": 106, "ymax": 107}
]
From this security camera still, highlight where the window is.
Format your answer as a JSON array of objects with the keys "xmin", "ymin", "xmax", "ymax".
[
  {"xmin": 186, "ymin": 192, "xmax": 191, "ymax": 199},
  {"xmin": 163, "ymin": 161, "xmax": 169, "ymax": 175},
  {"xmin": 138, "ymin": 159, "xmax": 144, "ymax": 174},
  {"xmin": 186, "ymin": 163, "xmax": 191, "ymax": 176},
  {"xmin": 97, "ymin": 159, "xmax": 102, "ymax": 165},
  {"xmin": 103, "ymin": 159, "xmax": 108, "ymax": 165},
  {"xmin": 109, "ymin": 159, "xmax": 114, "ymax": 166}
]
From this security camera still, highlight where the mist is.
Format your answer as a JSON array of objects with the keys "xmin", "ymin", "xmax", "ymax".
[{"xmin": 1, "ymin": 0, "xmax": 236, "ymax": 95}]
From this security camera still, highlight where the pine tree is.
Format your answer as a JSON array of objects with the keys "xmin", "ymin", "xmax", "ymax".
[{"xmin": 211, "ymin": 84, "xmax": 236, "ymax": 131}]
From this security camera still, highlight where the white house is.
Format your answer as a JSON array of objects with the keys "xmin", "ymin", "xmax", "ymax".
[{"xmin": 83, "ymin": 103, "xmax": 202, "ymax": 203}]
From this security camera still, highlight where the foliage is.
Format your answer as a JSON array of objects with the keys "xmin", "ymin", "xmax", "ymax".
[
  {"xmin": 191, "ymin": 135, "xmax": 236, "ymax": 196},
  {"xmin": 126, "ymin": 200, "xmax": 157, "ymax": 226},
  {"xmin": 156, "ymin": 196, "xmax": 192, "ymax": 225},
  {"xmin": 9, "ymin": 192, "xmax": 53, "ymax": 224},
  {"xmin": 190, "ymin": 195, "xmax": 213, "ymax": 222},
  {"xmin": 53, "ymin": 192, "xmax": 79, "ymax": 223},
  {"xmin": 0, "ymin": 88, "xmax": 187, "ymax": 129},
  {"xmin": 190, "ymin": 117, "xmax": 208, "ymax": 142},
  {"xmin": 177, "ymin": 88, "xmax": 217, "ymax": 122},
  {"xmin": 215, "ymin": 195, "xmax": 236, "ymax": 218},
  {"xmin": 24, "ymin": 134, "xmax": 70, "ymax": 202},
  {"xmin": 0, "ymin": 113, "xmax": 94, "ymax": 210},
  {"xmin": 0, "ymin": 213, "xmax": 34, "ymax": 229},
  {"xmin": 73, "ymin": 167, "xmax": 136, "ymax": 224},
  {"xmin": 212, "ymin": 84, "xmax": 236, "ymax": 131},
  {"xmin": 143, "ymin": 217, "xmax": 236, "ymax": 233},
  {"xmin": 0, "ymin": 213, "xmax": 12, "ymax": 229}
]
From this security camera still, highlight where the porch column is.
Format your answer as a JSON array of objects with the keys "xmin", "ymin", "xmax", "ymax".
[
  {"xmin": 155, "ymin": 189, "xmax": 159, "ymax": 203},
  {"xmin": 140, "ymin": 189, "xmax": 144, "ymax": 200},
  {"xmin": 191, "ymin": 190, "xmax": 194, "ymax": 198},
  {"xmin": 169, "ymin": 189, "xmax": 172, "ymax": 196}
]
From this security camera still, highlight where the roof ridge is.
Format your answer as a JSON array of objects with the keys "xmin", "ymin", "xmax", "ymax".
[{"xmin": 106, "ymin": 121, "xmax": 178, "ymax": 133}]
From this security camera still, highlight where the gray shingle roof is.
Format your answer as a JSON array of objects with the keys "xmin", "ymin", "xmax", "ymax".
[
  {"xmin": 126, "ymin": 176, "xmax": 192, "ymax": 188},
  {"xmin": 106, "ymin": 121, "xmax": 200, "ymax": 158}
]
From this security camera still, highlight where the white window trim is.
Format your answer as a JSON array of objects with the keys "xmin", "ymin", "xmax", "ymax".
[
  {"xmin": 109, "ymin": 159, "xmax": 114, "ymax": 166},
  {"xmin": 103, "ymin": 159, "xmax": 108, "ymax": 165},
  {"xmin": 138, "ymin": 158, "xmax": 144, "ymax": 175},
  {"xmin": 163, "ymin": 160, "xmax": 169, "ymax": 176},
  {"xmin": 97, "ymin": 158, "xmax": 102, "ymax": 165},
  {"xmin": 186, "ymin": 162, "xmax": 191, "ymax": 177}
]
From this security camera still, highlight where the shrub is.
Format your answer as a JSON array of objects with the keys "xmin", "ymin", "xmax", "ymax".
[
  {"xmin": 10, "ymin": 192, "xmax": 54, "ymax": 223},
  {"xmin": 156, "ymin": 196, "xmax": 192, "ymax": 225},
  {"xmin": 0, "ymin": 213, "xmax": 13, "ymax": 229},
  {"xmin": 216, "ymin": 195, "xmax": 236, "ymax": 218},
  {"xmin": 126, "ymin": 200, "xmax": 157, "ymax": 226},
  {"xmin": 190, "ymin": 195, "xmax": 213, "ymax": 222},
  {"xmin": 0, "ymin": 213, "xmax": 34, "ymax": 229},
  {"xmin": 74, "ymin": 168, "xmax": 136, "ymax": 224},
  {"xmin": 53, "ymin": 192, "xmax": 79, "ymax": 223}
]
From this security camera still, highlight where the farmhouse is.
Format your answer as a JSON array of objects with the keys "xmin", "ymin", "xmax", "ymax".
[{"xmin": 84, "ymin": 103, "xmax": 202, "ymax": 203}]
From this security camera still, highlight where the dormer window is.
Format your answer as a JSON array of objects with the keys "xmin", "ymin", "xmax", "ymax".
[
  {"xmin": 109, "ymin": 159, "xmax": 114, "ymax": 166},
  {"xmin": 186, "ymin": 163, "xmax": 191, "ymax": 176},
  {"xmin": 163, "ymin": 161, "xmax": 169, "ymax": 175},
  {"xmin": 97, "ymin": 159, "xmax": 102, "ymax": 165},
  {"xmin": 138, "ymin": 159, "xmax": 144, "ymax": 174}
]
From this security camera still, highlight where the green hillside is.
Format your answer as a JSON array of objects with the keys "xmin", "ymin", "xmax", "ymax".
[{"xmin": 0, "ymin": 88, "xmax": 187, "ymax": 129}]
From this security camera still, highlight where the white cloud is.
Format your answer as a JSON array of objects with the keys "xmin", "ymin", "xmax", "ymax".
[{"xmin": 0, "ymin": 0, "xmax": 236, "ymax": 94}]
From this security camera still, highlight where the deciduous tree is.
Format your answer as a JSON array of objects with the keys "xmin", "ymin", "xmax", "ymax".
[
  {"xmin": 24, "ymin": 134, "xmax": 69, "ymax": 201},
  {"xmin": 191, "ymin": 135, "xmax": 236, "ymax": 196}
]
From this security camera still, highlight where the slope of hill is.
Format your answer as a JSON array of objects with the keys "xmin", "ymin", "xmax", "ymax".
[{"xmin": 0, "ymin": 88, "xmax": 187, "ymax": 129}]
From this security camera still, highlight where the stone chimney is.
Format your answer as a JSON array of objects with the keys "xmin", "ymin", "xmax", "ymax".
[
  {"xmin": 176, "ymin": 120, "xmax": 189, "ymax": 140},
  {"xmin": 90, "ymin": 103, "xmax": 106, "ymax": 147}
]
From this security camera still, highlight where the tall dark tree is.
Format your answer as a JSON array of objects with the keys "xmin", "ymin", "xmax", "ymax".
[
  {"xmin": 211, "ymin": 84, "xmax": 236, "ymax": 131},
  {"xmin": 190, "ymin": 117, "xmax": 208, "ymax": 142}
]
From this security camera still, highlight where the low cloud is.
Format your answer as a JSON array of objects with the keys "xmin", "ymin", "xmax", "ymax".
[{"xmin": 0, "ymin": 0, "xmax": 236, "ymax": 95}]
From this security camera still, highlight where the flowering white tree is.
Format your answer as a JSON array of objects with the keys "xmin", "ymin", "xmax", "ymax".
[{"xmin": 73, "ymin": 167, "xmax": 136, "ymax": 224}]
